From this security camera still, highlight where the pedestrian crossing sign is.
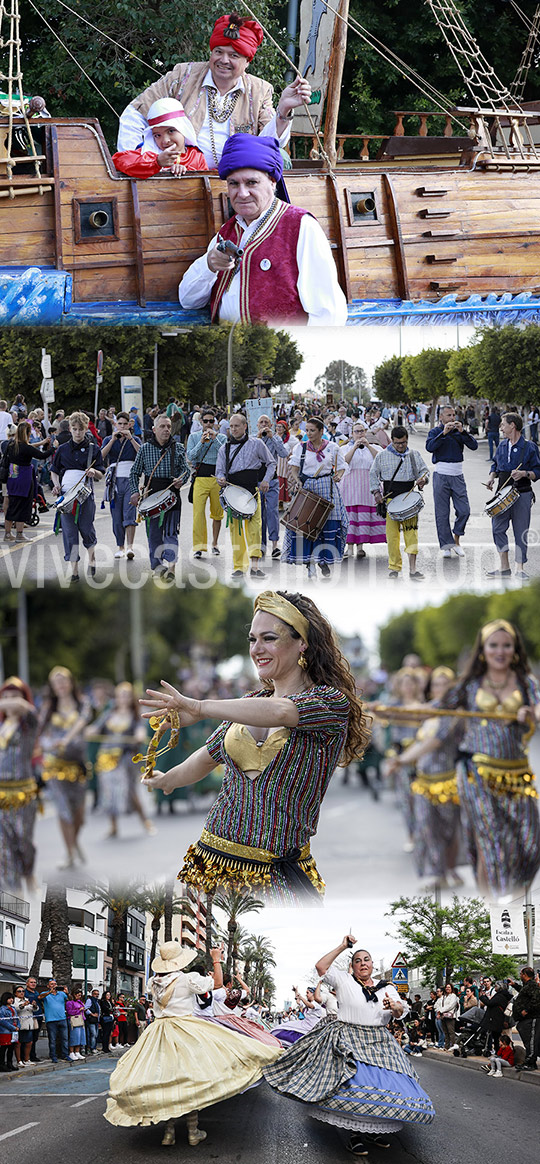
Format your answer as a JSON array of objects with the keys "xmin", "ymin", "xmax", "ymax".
[{"xmin": 391, "ymin": 966, "xmax": 409, "ymax": 984}]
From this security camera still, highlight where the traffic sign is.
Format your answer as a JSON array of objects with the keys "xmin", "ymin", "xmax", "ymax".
[
  {"xmin": 40, "ymin": 378, "xmax": 55, "ymax": 403},
  {"xmin": 391, "ymin": 952, "xmax": 408, "ymax": 968},
  {"xmin": 41, "ymin": 350, "xmax": 51, "ymax": 378},
  {"xmin": 391, "ymin": 966, "xmax": 409, "ymax": 984},
  {"xmin": 97, "ymin": 349, "xmax": 103, "ymax": 374}
]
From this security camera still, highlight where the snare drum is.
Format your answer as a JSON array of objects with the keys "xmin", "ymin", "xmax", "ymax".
[
  {"xmin": 54, "ymin": 478, "xmax": 92, "ymax": 514},
  {"xmin": 386, "ymin": 491, "xmax": 425, "ymax": 528},
  {"xmin": 137, "ymin": 487, "xmax": 177, "ymax": 521},
  {"xmin": 220, "ymin": 484, "xmax": 257, "ymax": 521},
  {"xmin": 485, "ymin": 483, "xmax": 520, "ymax": 518},
  {"xmin": 281, "ymin": 486, "xmax": 333, "ymax": 539}
]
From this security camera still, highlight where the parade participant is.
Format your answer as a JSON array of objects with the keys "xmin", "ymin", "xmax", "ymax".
[
  {"xmin": 425, "ymin": 404, "xmax": 478, "ymax": 558},
  {"xmin": 256, "ymin": 414, "xmax": 288, "ymax": 558},
  {"xmin": 271, "ymin": 987, "xmax": 325, "ymax": 1044},
  {"xmin": 141, "ymin": 590, "xmax": 368, "ymax": 903},
  {"xmin": 437, "ymin": 619, "xmax": 540, "ymax": 897},
  {"xmin": 197, "ymin": 962, "xmax": 282, "ymax": 1049},
  {"xmin": 39, "ymin": 665, "xmax": 90, "ymax": 870},
  {"xmin": 389, "ymin": 667, "xmax": 462, "ymax": 889},
  {"xmin": 485, "ymin": 412, "xmax": 540, "ymax": 579},
  {"xmin": 129, "ymin": 413, "xmax": 190, "ymax": 580},
  {"xmin": 384, "ymin": 668, "xmax": 426, "ymax": 854},
  {"xmin": 264, "ymin": 936, "xmax": 435, "ymax": 1156},
  {"xmin": 282, "ymin": 416, "xmax": 347, "ymax": 578},
  {"xmin": 117, "ymin": 13, "xmax": 311, "ymax": 169},
  {"xmin": 275, "ymin": 418, "xmax": 298, "ymax": 505},
  {"xmin": 3, "ymin": 420, "xmax": 51, "ymax": 542},
  {"xmin": 335, "ymin": 404, "xmax": 353, "ymax": 440},
  {"xmin": 215, "ymin": 411, "xmax": 274, "ymax": 577},
  {"xmin": 341, "ymin": 422, "xmax": 386, "ymax": 560},
  {"xmin": 0, "ymin": 677, "xmax": 39, "ymax": 893},
  {"xmin": 369, "ymin": 426, "xmax": 429, "ymax": 580},
  {"xmin": 178, "ymin": 134, "xmax": 348, "ymax": 325},
  {"xmin": 50, "ymin": 412, "xmax": 104, "ymax": 583},
  {"xmin": 104, "ymin": 940, "xmax": 281, "ymax": 1147},
  {"xmin": 100, "ymin": 412, "xmax": 141, "ymax": 560},
  {"xmin": 186, "ymin": 409, "xmax": 226, "ymax": 559},
  {"xmin": 85, "ymin": 682, "xmax": 154, "ymax": 839},
  {"xmin": 113, "ymin": 98, "xmax": 207, "ymax": 178}
]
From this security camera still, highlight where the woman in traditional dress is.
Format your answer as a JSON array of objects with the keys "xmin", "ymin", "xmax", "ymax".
[
  {"xmin": 388, "ymin": 666, "xmax": 462, "ymax": 889},
  {"xmin": 85, "ymin": 682, "xmax": 154, "ymax": 839},
  {"xmin": 194, "ymin": 962, "xmax": 282, "ymax": 1049},
  {"xmin": 282, "ymin": 417, "xmax": 348, "ymax": 578},
  {"xmin": 39, "ymin": 665, "xmax": 90, "ymax": 869},
  {"xmin": 104, "ymin": 941, "xmax": 281, "ymax": 1147},
  {"xmin": 264, "ymin": 936, "xmax": 435, "ymax": 1157},
  {"xmin": 437, "ymin": 618, "xmax": 540, "ymax": 897},
  {"xmin": 271, "ymin": 986, "xmax": 325, "ymax": 1045},
  {"xmin": 142, "ymin": 590, "xmax": 368, "ymax": 903},
  {"xmin": 385, "ymin": 668, "xmax": 426, "ymax": 853},
  {"xmin": 341, "ymin": 422, "xmax": 386, "ymax": 560},
  {"xmin": 0, "ymin": 676, "xmax": 40, "ymax": 892},
  {"xmin": 275, "ymin": 419, "xmax": 298, "ymax": 506},
  {"xmin": 3, "ymin": 420, "xmax": 51, "ymax": 542}
]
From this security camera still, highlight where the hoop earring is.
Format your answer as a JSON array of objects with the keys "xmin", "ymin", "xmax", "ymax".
[
  {"xmin": 298, "ymin": 652, "xmax": 308, "ymax": 670},
  {"xmin": 512, "ymin": 651, "xmax": 519, "ymax": 665},
  {"xmin": 478, "ymin": 651, "xmax": 485, "ymax": 664}
]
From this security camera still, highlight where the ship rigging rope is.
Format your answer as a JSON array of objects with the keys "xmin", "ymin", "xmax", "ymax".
[
  {"xmin": 26, "ymin": 0, "xmax": 119, "ymax": 117},
  {"xmin": 316, "ymin": 0, "xmax": 468, "ymax": 130},
  {"xmin": 424, "ymin": 0, "xmax": 521, "ymax": 112},
  {"xmin": 508, "ymin": 1, "xmax": 535, "ymax": 32},
  {"xmin": 44, "ymin": 0, "xmax": 164, "ymax": 79},
  {"xmin": 510, "ymin": 3, "xmax": 540, "ymax": 100},
  {"xmin": 0, "ymin": 0, "xmax": 44, "ymax": 193}
]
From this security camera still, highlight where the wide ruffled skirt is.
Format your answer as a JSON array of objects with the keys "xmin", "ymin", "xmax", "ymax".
[
  {"xmin": 201, "ymin": 1014, "xmax": 282, "ymax": 1049},
  {"xmin": 458, "ymin": 756, "xmax": 540, "ymax": 895},
  {"xmin": 264, "ymin": 1020, "xmax": 434, "ymax": 1135},
  {"xmin": 281, "ymin": 475, "xmax": 349, "ymax": 564},
  {"xmin": 104, "ymin": 1015, "xmax": 281, "ymax": 1127}
]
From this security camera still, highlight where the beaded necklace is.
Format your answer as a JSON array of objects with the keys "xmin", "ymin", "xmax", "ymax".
[{"xmin": 206, "ymin": 86, "xmax": 241, "ymax": 165}]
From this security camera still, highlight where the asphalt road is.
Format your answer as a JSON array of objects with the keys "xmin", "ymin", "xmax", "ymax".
[
  {"xmin": 31, "ymin": 732, "xmax": 540, "ymax": 901},
  {"xmin": 0, "ymin": 428, "xmax": 539, "ymax": 589},
  {"xmin": 0, "ymin": 1055, "xmax": 537, "ymax": 1164}
]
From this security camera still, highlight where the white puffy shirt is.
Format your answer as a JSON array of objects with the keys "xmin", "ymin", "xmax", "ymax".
[
  {"xmin": 149, "ymin": 970, "xmax": 214, "ymax": 1017},
  {"xmin": 325, "ymin": 966, "xmax": 409, "ymax": 1026}
]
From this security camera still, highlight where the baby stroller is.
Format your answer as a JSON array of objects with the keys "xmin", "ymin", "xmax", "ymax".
[
  {"xmin": 28, "ymin": 484, "xmax": 49, "ymax": 527},
  {"xmin": 453, "ymin": 1009, "xmax": 488, "ymax": 1058}
]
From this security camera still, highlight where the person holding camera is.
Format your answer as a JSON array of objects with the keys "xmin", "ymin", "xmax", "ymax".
[
  {"xmin": 425, "ymin": 404, "xmax": 478, "ymax": 559},
  {"xmin": 186, "ymin": 409, "xmax": 226, "ymax": 560},
  {"xmin": 100, "ymin": 412, "xmax": 142, "ymax": 560}
]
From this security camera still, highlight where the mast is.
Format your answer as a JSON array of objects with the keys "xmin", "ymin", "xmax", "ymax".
[{"xmin": 323, "ymin": 0, "xmax": 349, "ymax": 167}]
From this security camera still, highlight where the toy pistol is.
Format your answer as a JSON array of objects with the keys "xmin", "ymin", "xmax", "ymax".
[{"xmin": 216, "ymin": 235, "xmax": 244, "ymax": 271}]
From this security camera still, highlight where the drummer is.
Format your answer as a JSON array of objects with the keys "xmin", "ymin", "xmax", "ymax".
[
  {"xmin": 485, "ymin": 412, "xmax": 540, "ymax": 580},
  {"xmin": 129, "ymin": 414, "xmax": 190, "ymax": 580},
  {"xmin": 50, "ymin": 412, "xmax": 104, "ymax": 584},
  {"xmin": 369, "ymin": 426, "xmax": 429, "ymax": 581},
  {"xmin": 100, "ymin": 412, "xmax": 142, "ymax": 560},
  {"xmin": 215, "ymin": 412, "xmax": 275, "ymax": 578}
]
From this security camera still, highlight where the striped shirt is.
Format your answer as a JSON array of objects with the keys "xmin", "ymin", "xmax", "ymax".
[
  {"xmin": 204, "ymin": 686, "xmax": 350, "ymax": 853},
  {"xmin": 438, "ymin": 676, "xmax": 540, "ymax": 759},
  {"xmin": 369, "ymin": 446, "xmax": 429, "ymax": 494}
]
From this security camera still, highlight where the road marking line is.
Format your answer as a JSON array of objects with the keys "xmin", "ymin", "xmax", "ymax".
[
  {"xmin": 0, "ymin": 1122, "xmax": 40, "ymax": 1141},
  {"xmin": 71, "ymin": 1091, "xmax": 108, "ymax": 1107}
]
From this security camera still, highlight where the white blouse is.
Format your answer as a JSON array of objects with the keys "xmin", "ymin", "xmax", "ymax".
[
  {"xmin": 325, "ymin": 966, "xmax": 409, "ymax": 1026},
  {"xmin": 289, "ymin": 441, "xmax": 346, "ymax": 477},
  {"xmin": 149, "ymin": 970, "xmax": 214, "ymax": 1018}
]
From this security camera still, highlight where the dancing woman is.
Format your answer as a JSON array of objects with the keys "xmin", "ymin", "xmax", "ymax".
[
  {"xmin": 0, "ymin": 677, "xmax": 40, "ymax": 892},
  {"xmin": 142, "ymin": 590, "xmax": 368, "ymax": 903},
  {"xmin": 437, "ymin": 618, "xmax": 540, "ymax": 897},
  {"xmin": 39, "ymin": 666, "xmax": 90, "ymax": 869},
  {"xmin": 264, "ymin": 935, "xmax": 435, "ymax": 1157},
  {"xmin": 104, "ymin": 941, "xmax": 280, "ymax": 1147},
  {"xmin": 271, "ymin": 986, "xmax": 325, "ymax": 1045},
  {"xmin": 85, "ymin": 682, "xmax": 153, "ymax": 839}
]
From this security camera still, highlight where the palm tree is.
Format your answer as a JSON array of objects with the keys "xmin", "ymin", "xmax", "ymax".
[
  {"xmin": 85, "ymin": 879, "xmax": 142, "ymax": 997},
  {"xmin": 136, "ymin": 881, "xmax": 194, "ymax": 968},
  {"xmin": 205, "ymin": 891, "xmax": 216, "ymax": 967},
  {"xmin": 30, "ymin": 882, "xmax": 71, "ymax": 984},
  {"xmin": 242, "ymin": 934, "xmax": 276, "ymax": 1002},
  {"xmin": 212, "ymin": 887, "xmax": 264, "ymax": 976}
]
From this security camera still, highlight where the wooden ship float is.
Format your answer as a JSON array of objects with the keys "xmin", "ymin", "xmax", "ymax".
[{"xmin": 3, "ymin": 0, "xmax": 540, "ymax": 326}]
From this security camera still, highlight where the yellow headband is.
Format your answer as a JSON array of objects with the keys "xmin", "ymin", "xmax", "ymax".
[
  {"xmin": 2, "ymin": 676, "xmax": 26, "ymax": 691},
  {"xmin": 480, "ymin": 619, "xmax": 516, "ymax": 645},
  {"xmin": 431, "ymin": 666, "xmax": 455, "ymax": 681},
  {"xmin": 48, "ymin": 665, "xmax": 73, "ymax": 682},
  {"xmin": 253, "ymin": 591, "xmax": 309, "ymax": 643}
]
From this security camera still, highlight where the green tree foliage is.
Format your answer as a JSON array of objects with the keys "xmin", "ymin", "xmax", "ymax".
[
  {"xmin": 378, "ymin": 585, "xmax": 540, "ymax": 671},
  {"xmin": 446, "ymin": 346, "xmax": 479, "ymax": 401},
  {"xmin": 20, "ymin": 0, "xmax": 288, "ymax": 148},
  {"xmin": 387, "ymin": 894, "xmax": 520, "ymax": 985},
  {"xmin": 466, "ymin": 325, "xmax": 540, "ymax": 406},
  {"xmin": 401, "ymin": 348, "xmax": 452, "ymax": 404},
  {"xmin": 313, "ymin": 359, "xmax": 368, "ymax": 403},
  {"xmin": 0, "ymin": 325, "xmax": 302, "ymax": 413},
  {"xmin": 372, "ymin": 355, "xmax": 408, "ymax": 406},
  {"xmin": 0, "ymin": 585, "xmax": 253, "ymax": 686}
]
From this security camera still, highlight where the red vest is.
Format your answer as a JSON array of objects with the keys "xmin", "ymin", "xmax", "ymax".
[{"xmin": 210, "ymin": 202, "xmax": 310, "ymax": 324}]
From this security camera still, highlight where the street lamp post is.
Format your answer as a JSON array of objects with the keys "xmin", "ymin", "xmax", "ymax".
[{"xmin": 227, "ymin": 322, "xmax": 238, "ymax": 414}]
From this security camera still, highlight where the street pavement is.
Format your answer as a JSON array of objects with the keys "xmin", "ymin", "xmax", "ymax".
[
  {"xmin": 31, "ymin": 732, "xmax": 540, "ymax": 901},
  {"xmin": 0, "ymin": 1055, "xmax": 537, "ymax": 1163},
  {"xmin": 1, "ymin": 428, "xmax": 539, "ymax": 589}
]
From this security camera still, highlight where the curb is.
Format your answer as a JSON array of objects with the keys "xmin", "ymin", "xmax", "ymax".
[
  {"xmin": 421, "ymin": 1046, "xmax": 540, "ymax": 1086},
  {"xmin": 0, "ymin": 1049, "xmax": 120, "ymax": 1083}
]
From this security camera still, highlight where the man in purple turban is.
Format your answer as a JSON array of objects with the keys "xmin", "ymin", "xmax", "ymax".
[{"xmin": 178, "ymin": 135, "xmax": 347, "ymax": 326}]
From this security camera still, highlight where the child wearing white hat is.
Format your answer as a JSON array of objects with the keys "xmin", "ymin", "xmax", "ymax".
[{"xmin": 112, "ymin": 97, "xmax": 208, "ymax": 178}]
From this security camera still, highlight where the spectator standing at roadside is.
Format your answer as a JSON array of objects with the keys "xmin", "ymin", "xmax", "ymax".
[
  {"xmin": 434, "ymin": 986, "xmax": 445, "ymax": 1048},
  {"xmin": 440, "ymin": 982, "xmax": 460, "ymax": 1050},
  {"xmin": 510, "ymin": 967, "xmax": 540, "ymax": 1071},
  {"xmin": 0, "ymin": 991, "xmax": 20, "ymax": 1071},
  {"xmin": 486, "ymin": 406, "xmax": 501, "ymax": 460},
  {"xmin": 66, "ymin": 987, "xmax": 86, "ymax": 1060},
  {"xmin": 13, "ymin": 985, "xmax": 35, "ymax": 1065},
  {"xmin": 100, "ymin": 991, "xmax": 115, "ymax": 1052},
  {"xmin": 24, "ymin": 976, "xmax": 43, "ymax": 1062},
  {"xmin": 114, "ymin": 995, "xmax": 129, "ymax": 1047},
  {"xmin": 478, "ymin": 979, "xmax": 511, "ymax": 1056},
  {"xmin": 84, "ymin": 988, "xmax": 101, "ymax": 1053},
  {"xmin": 38, "ymin": 979, "xmax": 70, "ymax": 1064}
]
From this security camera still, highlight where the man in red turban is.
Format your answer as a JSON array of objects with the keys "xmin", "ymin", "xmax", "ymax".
[{"xmin": 118, "ymin": 12, "xmax": 311, "ymax": 169}]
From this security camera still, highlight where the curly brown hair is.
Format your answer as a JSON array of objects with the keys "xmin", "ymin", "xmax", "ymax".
[
  {"xmin": 269, "ymin": 591, "xmax": 371, "ymax": 765},
  {"xmin": 443, "ymin": 622, "xmax": 532, "ymax": 709}
]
